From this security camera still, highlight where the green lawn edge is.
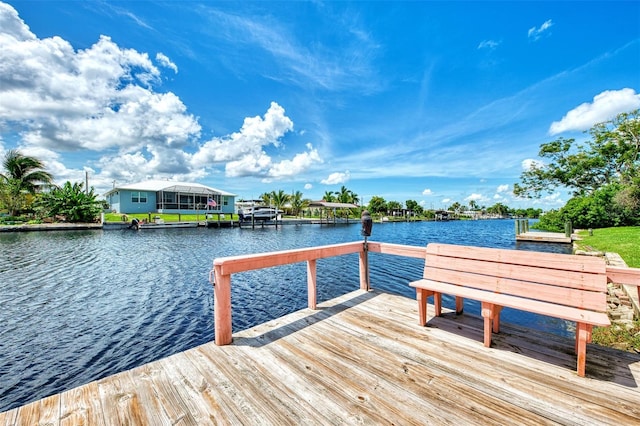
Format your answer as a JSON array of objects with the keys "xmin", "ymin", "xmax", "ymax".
[
  {"xmin": 575, "ymin": 226, "xmax": 640, "ymax": 268},
  {"xmin": 575, "ymin": 226, "xmax": 640, "ymax": 351}
]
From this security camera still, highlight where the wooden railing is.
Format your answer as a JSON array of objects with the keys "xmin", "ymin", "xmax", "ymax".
[
  {"xmin": 210, "ymin": 241, "xmax": 426, "ymax": 345},
  {"xmin": 210, "ymin": 241, "xmax": 640, "ymax": 346}
]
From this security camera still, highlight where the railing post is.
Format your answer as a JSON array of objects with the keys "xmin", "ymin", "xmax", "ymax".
[
  {"xmin": 359, "ymin": 240, "xmax": 370, "ymax": 291},
  {"xmin": 213, "ymin": 264, "xmax": 233, "ymax": 345},
  {"xmin": 307, "ymin": 259, "xmax": 317, "ymax": 309}
]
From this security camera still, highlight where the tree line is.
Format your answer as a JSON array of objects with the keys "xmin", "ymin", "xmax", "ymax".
[
  {"xmin": 514, "ymin": 109, "xmax": 639, "ymax": 231},
  {"xmin": 256, "ymin": 187, "xmax": 541, "ymax": 220}
]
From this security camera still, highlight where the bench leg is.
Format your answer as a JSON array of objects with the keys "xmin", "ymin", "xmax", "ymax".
[
  {"xmin": 492, "ymin": 306, "xmax": 503, "ymax": 333},
  {"xmin": 455, "ymin": 296, "xmax": 463, "ymax": 314},
  {"xmin": 434, "ymin": 292, "xmax": 442, "ymax": 316},
  {"xmin": 416, "ymin": 288, "xmax": 432, "ymax": 326},
  {"xmin": 575, "ymin": 322, "xmax": 592, "ymax": 377},
  {"xmin": 481, "ymin": 302, "xmax": 501, "ymax": 347},
  {"xmin": 416, "ymin": 289, "xmax": 441, "ymax": 326}
]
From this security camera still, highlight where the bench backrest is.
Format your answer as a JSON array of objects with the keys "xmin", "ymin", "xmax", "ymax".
[{"xmin": 424, "ymin": 243, "xmax": 609, "ymax": 312}]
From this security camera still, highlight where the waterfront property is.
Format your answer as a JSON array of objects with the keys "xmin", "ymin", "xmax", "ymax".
[
  {"xmin": 104, "ymin": 180, "xmax": 236, "ymax": 215},
  {"xmin": 2, "ymin": 238, "xmax": 640, "ymax": 423}
]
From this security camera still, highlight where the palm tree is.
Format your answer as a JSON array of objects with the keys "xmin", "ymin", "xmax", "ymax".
[
  {"xmin": 259, "ymin": 192, "xmax": 272, "ymax": 206},
  {"xmin": 322, "ymin": 191, "xmax": 335, "ymax": 202},
  {"xmin": 269, "ymin": 190, "xmax": 290, "ymax": 213},
  {"xmin": 0, "ymin": 150, "xmax": 53, "ymax": 216},
  {"xmin": 290, "ymin": 191, "xmax": 308, "ymax": 218}
]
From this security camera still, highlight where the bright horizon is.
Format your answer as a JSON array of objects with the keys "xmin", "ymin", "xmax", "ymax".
[{"xmin": 1, "ymin": 1, "xmax": 638, "ymax": 210}]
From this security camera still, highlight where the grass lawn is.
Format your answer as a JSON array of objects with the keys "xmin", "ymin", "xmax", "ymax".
[
  {"xmin": 104, "ymin": 212, "xmax": 238, "ymax": 222},
  {"xmin": 575, "ymin": 226, "xmax": 640, "ymax": 268},
  {"xmin": 576, "ymin": 226, "xmax": 640, "ymax": 352}
]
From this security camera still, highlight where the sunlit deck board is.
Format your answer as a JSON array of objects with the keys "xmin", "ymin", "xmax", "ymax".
[
  {"xmin": 2, "ymin": 290, "xmax": 640, "ymax": 425},
  {"xmin": 516, "ymin": 231, "xmax": 572, "ymax": 243}
]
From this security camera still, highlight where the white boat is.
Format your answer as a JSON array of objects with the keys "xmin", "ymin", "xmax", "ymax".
[{"xmin": 239, "ymin": 206, "xmax": 283, "ymax": 221}]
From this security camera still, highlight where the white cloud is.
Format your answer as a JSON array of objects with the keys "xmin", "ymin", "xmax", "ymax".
[
  {"xmin": 422, "ymin": 188, "xmax": 433, "ymax": 196},
  {"xmin": 441, "ymin": 198, "xmax": 451, "ymax": 204},
  {"xmin": 497, "ymin": 184, "xmax": 509, "ymax": 193},
  {"xmin": 304, "ymin": 183, "xmax": 313, "ymax": 190},
  {"xmin": 191, "ymin": 102, "xmax": 312, "ymax": 180},
  {"xmin": 541, "ymin": 192, "xmax": 564, "ymax": 205},
  {"xmin": 522, "ymin": 159, "xmax": 544, "ymax": 170},
  {"xmin": 478, "ymin": 40, "xmax": 499, "ymax": 50},
  {"xmin": 0, "ymin": 3, "xmax": 324, "ymax": 193},
  {"xmin": 156, "ymin": 52, "xmax": 178, "ymax": 73},
  {"xmin": 465, "ymin": 193, "xmax": 486, "ymax": 202},
  {"xmin": 0, "ymin": 3, "xmax": 200, "ymax": 154},
  {"xmin": 528, "ymin": 19, "xmax": 553, "ymax": 41},
  {"xmin": 267, "ymin": 144, "xmax": 322, "ymax": 178},
  {"xmin": 549, "ymin": 88, "xmax": 640, "ymax": 135},
  {"xmin": 321, "ymin": 171, "xmax": 350, "ymax": 185}
]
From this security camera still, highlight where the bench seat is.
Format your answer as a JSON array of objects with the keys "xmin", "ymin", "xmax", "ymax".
[{"xmin": 409, "ymin": 243, "xmax": 610, "ymax": 377}]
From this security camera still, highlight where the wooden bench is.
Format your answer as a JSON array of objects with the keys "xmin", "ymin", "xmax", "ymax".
[{"xmin": 409, "ymin": 243, "xmax": 610, "ymax": 377}]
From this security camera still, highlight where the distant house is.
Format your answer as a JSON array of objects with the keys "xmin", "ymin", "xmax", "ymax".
[{"xmin": 104, "ymin": 180, "xmax": 236, "ymax": 215}]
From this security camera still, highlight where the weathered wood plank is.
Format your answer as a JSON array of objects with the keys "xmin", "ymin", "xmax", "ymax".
[
  {"xmin": 37, "ymin": 394, "xmax": 61, "ymax": 425},
  {"xmin": 411, "ymin": 279, "xmax": 610, "ymax": 325},
  {"xmin": 3, "ymin": 289, "xmax": 639, "ymax": 424},
  {"xmin": 427, "ymin": 243, "xmax": 606, "ymax": 274},
  {"xmin": 59, "ymin": 381, "xmax": 104, "ymax": 426}
]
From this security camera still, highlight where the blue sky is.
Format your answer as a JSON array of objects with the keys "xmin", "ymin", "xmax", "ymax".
[{"xmin": 1, "ymin": 1, "xmax": 639, "ymax": 210}]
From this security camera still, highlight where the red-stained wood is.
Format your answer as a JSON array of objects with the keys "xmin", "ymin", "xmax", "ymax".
[
  {"xmin": 212, "ymin": 241, "xmax": 368, "ymax": 345},
  {"xmin": 213, "ymin": 264, "xmax": 232, "ymax": 345},
  {"xmin": 410, "ymin": 242, "xmax": 610, "ymax": 377},
  {"xmin": 307, "ymin": 259, "xmax": 317, "ymax": 309},
  {"xmin": 366, "ymin": 242, "xmax": 427, "ymax": 259},
  {"xmin": 213, "ymin": 241, "xmax": 363, "ymax": 275},
  {"xmin": 607, "ymin": 265, "xmax": 640, "ymax": 300},
  {"xmin": 423, "ymin": 267, "xmax": 607, "ymax": 311},
  {"xmin": 427, "ymin": 243, "xmax": 606, "ymax": 274}
]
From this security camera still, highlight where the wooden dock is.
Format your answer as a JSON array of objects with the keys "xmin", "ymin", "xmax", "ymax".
[
  {"xmin": 516, "ymin": 231, "xmax": 573, "ymax": 243},
  {"xmin": 2, "ymin": 289, "xmax": 639, "ymax": 425}
]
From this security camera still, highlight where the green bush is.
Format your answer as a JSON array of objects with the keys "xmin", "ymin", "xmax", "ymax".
[
  {"xmin": 0, "ymin": 215, "xmax": 25, "ymax": 224},
  {"xmin": 536, "ymin": 184, "xmax": 640, "ymax": 230}
]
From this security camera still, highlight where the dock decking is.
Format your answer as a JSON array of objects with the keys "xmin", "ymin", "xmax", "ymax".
[
  {"xmin": 516, "ymin": 231, "xmax": 573, "ymax": 243},
  {"xmin": 2, "ymin": 289, "xmax": 639, "ymax": 425}
]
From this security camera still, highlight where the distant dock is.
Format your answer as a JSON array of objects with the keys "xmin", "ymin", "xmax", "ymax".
[
  {"xmin": 514, "ymin": 219, "xmax": 573, "ymax": 244},
  {"xmin": 516, "ymin": 231, "xmax": 573, "ymax": 243}
]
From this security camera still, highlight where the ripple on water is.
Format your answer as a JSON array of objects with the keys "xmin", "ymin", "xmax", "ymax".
[{"xmin": 0, "ymin": 220, "xmax": 572, "ymax": 411}]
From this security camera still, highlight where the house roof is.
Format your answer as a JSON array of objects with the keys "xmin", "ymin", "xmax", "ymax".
[{"xmin": 104, "ymin": 180, "xmax": 236, "ymax": 197}]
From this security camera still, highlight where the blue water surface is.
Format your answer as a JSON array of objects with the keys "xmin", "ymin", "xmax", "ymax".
[{"xmin": 0, "ymin": 219, "xmax": 571, "ymax": 411}]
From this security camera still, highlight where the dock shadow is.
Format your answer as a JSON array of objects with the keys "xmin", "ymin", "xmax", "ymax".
[
  {"xmin": 231, "ymin": 290, "xmax": 379, "ymax": 348},
  {"xmin": 426, "ymin": 313, "xmax": 640, "ymax": 387}
]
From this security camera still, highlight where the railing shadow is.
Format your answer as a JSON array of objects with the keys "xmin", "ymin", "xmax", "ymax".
[{"xmin": 231, "ymin": 290, "xmax": 378, "ymax": 348}]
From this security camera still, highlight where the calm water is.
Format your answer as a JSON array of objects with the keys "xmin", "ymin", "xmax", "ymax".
[{"xmin": 0, "ymin": 219, "xmax": 571, "ymax": 411}]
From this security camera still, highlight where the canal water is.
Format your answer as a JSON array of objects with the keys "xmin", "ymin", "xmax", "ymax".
[{"xmin": 0, "ymin": 219, "xmax": 571, "ymax": 411}]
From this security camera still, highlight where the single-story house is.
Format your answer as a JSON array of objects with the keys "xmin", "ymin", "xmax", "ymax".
[{"xmin": 104, "ymin": 180, "xmax": 236, "ymax": 215}]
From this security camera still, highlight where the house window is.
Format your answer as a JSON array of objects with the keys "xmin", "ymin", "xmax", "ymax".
[{"xmin": 132, "ymin": 191, "xmax": 148, "ymax": 203}]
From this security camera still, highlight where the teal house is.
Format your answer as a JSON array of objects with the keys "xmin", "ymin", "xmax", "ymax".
[{"xmin": 104, "ymin": 180, "xmax": 236, "ymax": 215}]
